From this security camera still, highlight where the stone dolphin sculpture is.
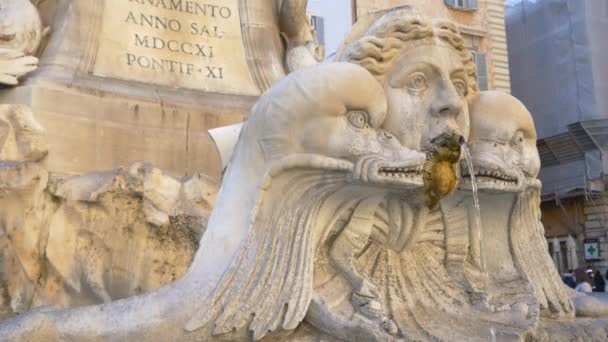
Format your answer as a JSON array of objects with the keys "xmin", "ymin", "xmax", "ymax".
[
  {"xmin": 0, "ymin": 62, "xmax": 426, "ymax": 341},
  {"xmin": 463, "ymin": 91, "xmax": 575, "ymax": 321}
]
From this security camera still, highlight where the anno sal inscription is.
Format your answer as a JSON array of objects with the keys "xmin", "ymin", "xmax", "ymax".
[{"xmin": 93, "ymin": 0, "xmax": 259, "ymax": 95}]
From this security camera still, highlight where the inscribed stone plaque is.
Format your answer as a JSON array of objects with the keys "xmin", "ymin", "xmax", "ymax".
[{"xmin": 93, "ymin": 0, "xmax": 259, "ymax": 95}]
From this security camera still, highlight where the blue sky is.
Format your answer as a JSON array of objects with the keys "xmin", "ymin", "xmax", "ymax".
[{"xmin": 307, "ymin": 0, "xmax": 353, "ymax": 57}]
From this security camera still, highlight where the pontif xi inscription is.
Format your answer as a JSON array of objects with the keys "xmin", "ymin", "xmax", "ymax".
[{"xmin": 93, "ymin": 0, "xmax": 259, "ymax": 95}]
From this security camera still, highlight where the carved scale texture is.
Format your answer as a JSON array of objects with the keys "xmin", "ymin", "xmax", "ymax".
[
  {"xmin": 352, "ymin": 201, "xmax": 539, "ymax": 341},
  {"xmin": 442, "ymin": 204, "xmax": 468, "ymax": 268},
  {"xmin": 188, "ymin": 171, "xmax": 344, "ymax": 340},
  {"xmin": 510, "ymin": 190, "xmax": 575, "ymax": 319}
]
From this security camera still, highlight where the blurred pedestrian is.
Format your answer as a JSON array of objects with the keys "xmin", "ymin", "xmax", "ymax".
[
  {"xmin": 594, "ymin": 270, "xmax": 606, "ymax": 292},
  {"xmin": 587, "ymin": 269, "xmax": 596, "ymax": 290},
  {"xmin": 563, "ymin": 270, "xmax": 576, "ymax": 288},
  {"xmin": 575, "ymin": 268, "xmax": 593, "ymax": 293}
]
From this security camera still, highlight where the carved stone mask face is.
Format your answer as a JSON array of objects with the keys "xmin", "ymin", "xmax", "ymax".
[{"xmin": 382, "ymin": 44, "xmax": 470, "ymax": 152}]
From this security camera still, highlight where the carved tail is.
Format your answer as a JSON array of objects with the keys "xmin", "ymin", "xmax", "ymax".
[{"xmin": 279, "ymin": 0, "xmax": 309, "ymax": 42}]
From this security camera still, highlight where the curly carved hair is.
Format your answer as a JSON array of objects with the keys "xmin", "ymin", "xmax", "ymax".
[{"xmin": 340, "ymin": 10, "xmax": 479, "ymax": 97}]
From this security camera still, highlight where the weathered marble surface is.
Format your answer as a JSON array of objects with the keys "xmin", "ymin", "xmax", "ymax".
[
  {"xmin": 0, "ymin": 0, "xmax": 285, "ymax": 181},
  {"xmin": 0, "ymin": 105, "xmax": 217, "ymax": 318}
]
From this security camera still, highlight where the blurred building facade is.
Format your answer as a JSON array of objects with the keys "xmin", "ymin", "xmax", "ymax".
[
  {"xmin": 506, "ymin": 0, "xmax": 608, "ymax": 273},
  {"xmin": 307, "ymin": 0, "xmax": 354, "ymax": 57}
]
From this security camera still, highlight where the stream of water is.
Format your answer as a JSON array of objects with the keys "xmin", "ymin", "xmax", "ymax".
[
  {"xmin": 462, "ymin": 143, "xmax": 497, "ymax": 333},
  {"xmin": 460, "ymin": 142, "xmax": 484, "ymax": 273}
]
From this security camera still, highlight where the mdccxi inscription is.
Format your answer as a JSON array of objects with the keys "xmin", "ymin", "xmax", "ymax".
[
  {"xmin": 93, "ymin": 0, "xmax": 258, "ymax": 95},
  {"xmin": 124, "ymin": 2, "xmax": 224, "ymax": 79}
]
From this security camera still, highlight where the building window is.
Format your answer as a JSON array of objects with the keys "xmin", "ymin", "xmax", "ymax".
[
  {"xmin": 445, "ymin": 0, "xmax": 479, "ymax": 11},
  {"xmin": 310, "ymin": 15, "xmax": 325, "ymax": 46},
  {"xmin": 472, "ymin": 51, "xmax": 488, "ymax": 90}
]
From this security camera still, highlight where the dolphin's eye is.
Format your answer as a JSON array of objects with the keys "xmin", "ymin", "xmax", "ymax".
[
  {"xmin": 347, "ymin": 111, "xmax": 370, "ymax": 129},
  {"xmin": 407, "ymin": 72, "xmax": 428, "ymax": 92}
]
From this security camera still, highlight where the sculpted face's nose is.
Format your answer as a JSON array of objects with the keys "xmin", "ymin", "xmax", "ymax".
[
  {"xmin": 431, "ymin": 78, "xmax": 464, "ymax": 119},
  {"xmin": 427, "ymin": 78, "xmax": 465, "ymax": 142}
]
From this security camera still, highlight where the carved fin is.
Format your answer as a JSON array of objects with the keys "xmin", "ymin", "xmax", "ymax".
[
  {"xmin": 510, "ymin": 190, "xmax": 575, "ymax": 318},
  {"xmin": 184, "ymin": 171, "xmax": 339, "ymax": 339}
]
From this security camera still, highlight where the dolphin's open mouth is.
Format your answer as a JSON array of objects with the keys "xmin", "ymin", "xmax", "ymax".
[
  {"xmin": 462, "ymin": 168, "xmax": 518, "ymax": 184},
  {"xmin": 352, "ymin": 154, "xmax": 425, "ymax": 188},
  {"xmin": 372, "ymin": 163, "xmax": 423, "ymax": 188},
  {"xmin": 461, "ymin": 164, "xmax": 522, "ymax": 191},
  {"xmin": 377, "ymin": 166, "xmax": 421, "ymax": 180}
]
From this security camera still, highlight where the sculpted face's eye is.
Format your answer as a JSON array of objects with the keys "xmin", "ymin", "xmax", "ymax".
[
  {"xmin": 407, "ymin": 72, "xmax": 428, "ymax": 92},
  {"xmin": 347, "ymin": 111, "xmax": 370, "ymax": 129},
  {"xmin": 511, "ymin": 131, "xmax": 525, "ymax": 148},
  {"xmin": 453, "ymin": 79, "xmax": 468, "ymax": 97}
]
